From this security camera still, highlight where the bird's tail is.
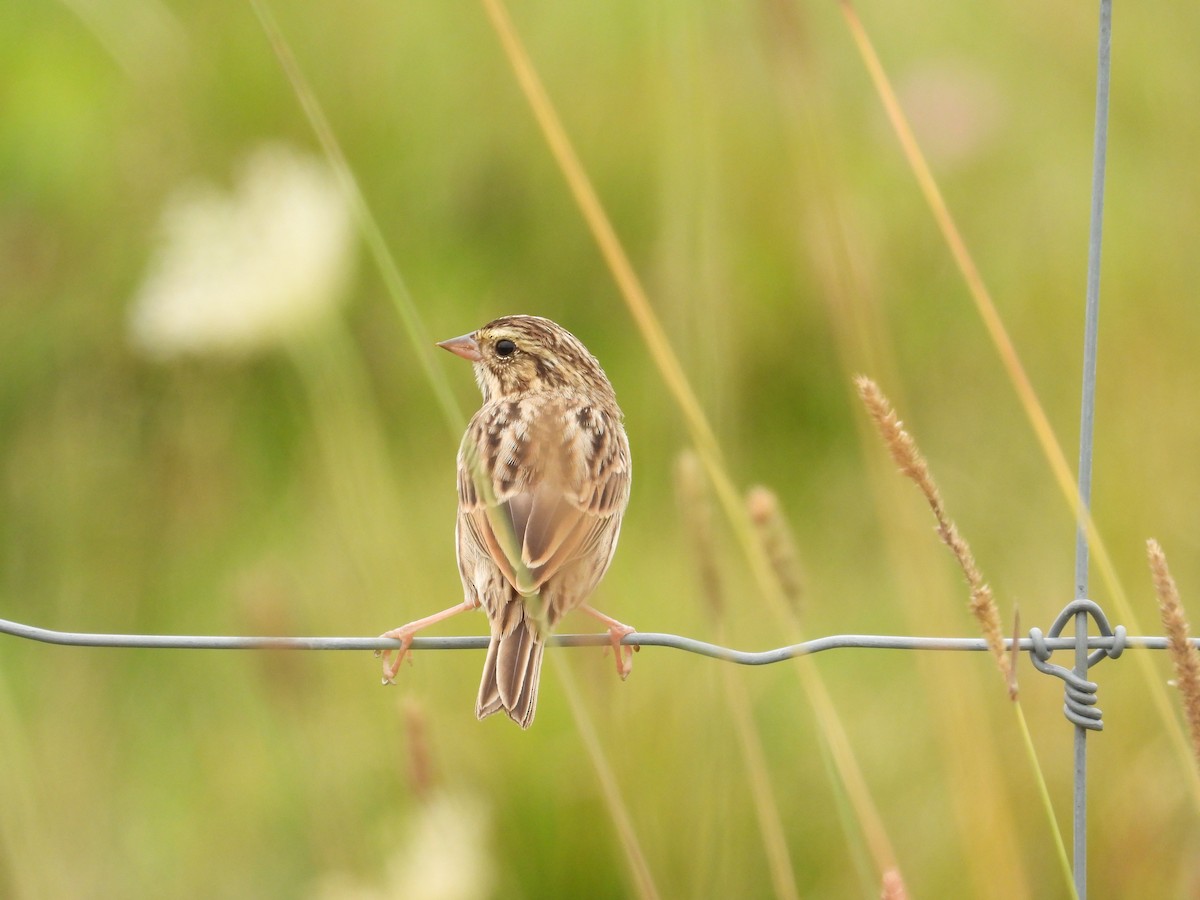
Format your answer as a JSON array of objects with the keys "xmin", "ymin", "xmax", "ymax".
[{"xmin": 476, "ymin": 600, "xmax": 545, "ymax": 730}]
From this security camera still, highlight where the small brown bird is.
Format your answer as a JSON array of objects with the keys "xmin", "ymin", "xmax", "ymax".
[{"xmin": 380, "ymin": 315, "xmax": 634, "ymax": 728}]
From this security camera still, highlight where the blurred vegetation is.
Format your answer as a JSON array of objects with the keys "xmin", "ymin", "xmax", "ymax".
[{"xmin": 4, "ymin": 0, "xmax": 1200, "ymax": 896}]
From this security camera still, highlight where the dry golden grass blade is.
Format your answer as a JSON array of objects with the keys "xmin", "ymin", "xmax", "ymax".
[
  {"xmin": 676, "ymin": 452, "xmax": 800, "ymax": 900},
  {"xmin": 479, "ymin": 0, "xmax": 901, "ymax": 878},
  {"xmin": 477, "ymin": 0, "xmax": 767, "ymax": 603},
  {"xmin": 837, "ymin": 0, "xmax": 1200, "ymax": 806},
  {"xmin": 550, "ymin": 653, "xmax": 661, "ymax": 900},
  {"xmin": 855, "ymin": 377, "xmax": 1013, "ymax": 695},
  {"xmin": 1148, "ymin": 540, "xmax": 1200, "ymax": 769},
  {"xmin": 719, "ymin": 675, "xmax": 801, "ymax": 900},
  {"xmin": 475, "ymin": 0, "xmax": 719, "ymax": 467},
  {"xmin": 836, "ymin": 0, "xmax": 1069, "ymax": 515},
  {"xmin": 1008, "ymin": 608, "xmax": 1021, "ymax": 701}
]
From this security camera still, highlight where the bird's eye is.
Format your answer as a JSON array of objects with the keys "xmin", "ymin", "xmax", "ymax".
[{"xmin": 495, "ymin": 339, "xmax": 517, "ymax": 357}]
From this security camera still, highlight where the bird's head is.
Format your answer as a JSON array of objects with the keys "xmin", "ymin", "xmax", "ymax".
[{"xmin": 438, "ymin": 315, "xmax": 615, "ymax": 404}]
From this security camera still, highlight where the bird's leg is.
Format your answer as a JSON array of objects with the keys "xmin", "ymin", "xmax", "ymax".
[
  {"xmin": 577, "ymin": 604, "xmax": 638, "ymax": 680},
  {"xmin": 377, "ymin": 599, "xmax": 478, "ymax": 684}
]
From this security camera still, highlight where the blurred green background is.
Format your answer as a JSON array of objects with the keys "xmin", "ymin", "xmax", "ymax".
[{"xmin": 3, "ymin": 0, "xmax": 1200, "ymax": 896}]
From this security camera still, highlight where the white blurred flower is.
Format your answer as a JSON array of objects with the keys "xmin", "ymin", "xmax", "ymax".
[
  {"xmin": 386, "ymin": 791, "xmax": 492, "ymax": 900},
  {"xmin": 129, "ymin": 142, "xmax": 356, "ymax": 358},
  {"xmin": 314, "ymin": 791, "xmax": 493, "ymax": 900}
]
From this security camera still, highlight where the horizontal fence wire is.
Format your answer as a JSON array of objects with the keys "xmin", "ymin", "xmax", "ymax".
[{"xmin": 0, "ymin": 615, "xmax": 1192, "ymax": 664}]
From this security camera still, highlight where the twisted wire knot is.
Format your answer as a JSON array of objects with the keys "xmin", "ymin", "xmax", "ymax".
[{"xmin": 1029, "ymin": 599, "xmax": 1125, "ymax": 730}]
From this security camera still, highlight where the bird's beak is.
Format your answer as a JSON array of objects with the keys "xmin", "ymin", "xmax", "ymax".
[{"xmin": 436, "ymin": 333, "xmax": 482, "ymax": 362}]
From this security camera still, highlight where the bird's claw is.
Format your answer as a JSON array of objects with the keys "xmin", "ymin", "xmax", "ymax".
[
  {"xmin": 378, "ymin": 628, "xmax": 416, "ymax": 684},
  {"xmin": 606, "ymin": 624, "xmax": 637, "ymax": 681},
  {"xmin": 374, "ymin": 600, "xmax": 478, "ymax": 685}
]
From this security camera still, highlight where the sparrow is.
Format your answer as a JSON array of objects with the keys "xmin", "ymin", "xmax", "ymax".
[{"xmin": 379, "ymin": 315, "xmax": 634, "ymax": 728}]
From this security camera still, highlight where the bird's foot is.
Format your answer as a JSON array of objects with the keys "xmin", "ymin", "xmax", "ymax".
[
  {"xmin": 607, "ymin": 622, "xmax": 638, "ymax": 681},
  {"xmin": 376, "ymin": 599, "xmax": 478, "ymax": 685},
  {"xmin": 376, "ymin": 626, "xmax": 417, "ymax": 684},
  {"xmin": 579, "ymin": 604, "xmax": 638, "ymax": 681}
]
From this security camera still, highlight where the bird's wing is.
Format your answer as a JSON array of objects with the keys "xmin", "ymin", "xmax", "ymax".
[{"xmin": 458, "ymin": 399, "xmax": 630, "ymax": 597}]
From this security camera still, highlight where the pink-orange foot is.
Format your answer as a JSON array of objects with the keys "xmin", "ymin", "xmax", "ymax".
[
  {"xmin": 579, "ymin": 604, "xmax": 638, "ymax": 680},
  {"xmin": 376, "ymin": 598, "xmax": 478, "ymax": 685},
  {"xmin": 376, "ymin": 626, "xmax": 418, "ymax": 684}
]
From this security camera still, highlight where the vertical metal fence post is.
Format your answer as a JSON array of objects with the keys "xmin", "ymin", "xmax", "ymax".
[{"xmin": 1073, "ymin": 0, "xmax": 1113, "ymax": 895}]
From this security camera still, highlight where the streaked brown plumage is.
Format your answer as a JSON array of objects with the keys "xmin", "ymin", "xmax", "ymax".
[{"xmin": 379, "ymin": 315, "xmax": 633, "ymax": 729}]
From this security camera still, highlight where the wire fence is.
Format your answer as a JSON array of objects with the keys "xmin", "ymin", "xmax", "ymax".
[
  {"xmin": 1068, "ymin": 0, "xmax": 1114, "ymax": 892},
  {"xmin": 3, "ymin": 614, "xmax": 1193, "ymax": 660},
  {"xmin": 0, "ymin": 607, "xmax": 1187, "ymax": 743},
  {"xmin": 0, "ymin": 602, "xmax": 1190, "ymax": 744}
]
